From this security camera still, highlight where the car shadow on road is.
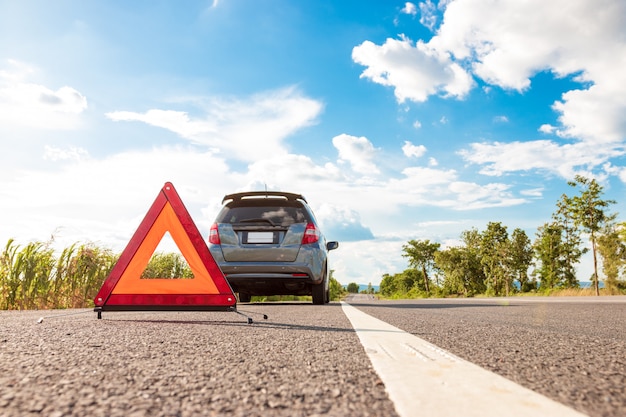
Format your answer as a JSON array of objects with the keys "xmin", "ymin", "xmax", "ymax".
[{"xmin": 111, "ymin": 317, "xmax": 356, "ymax": 332}]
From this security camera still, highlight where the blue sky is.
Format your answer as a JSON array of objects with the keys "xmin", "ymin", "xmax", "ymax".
[{"xmin": 1, "ymin": 0, "xmax": 625, "ymax": 285}]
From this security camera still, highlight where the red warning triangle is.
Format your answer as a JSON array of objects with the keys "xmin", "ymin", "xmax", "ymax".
[{"xmin": 94, "ymin": 182, "xmax": 236, "ymax": 312}]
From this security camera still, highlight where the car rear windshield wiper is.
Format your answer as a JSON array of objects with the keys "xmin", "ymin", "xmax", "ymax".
[{"xmin": 238, "ymin": 218, "xmax": 276, "ymax": 226}]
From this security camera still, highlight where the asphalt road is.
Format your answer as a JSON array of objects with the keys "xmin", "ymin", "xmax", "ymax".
[
  {"xmin": 347, "ymin": 294, "xmax": 626, "ymax": 417},
  {"xmin": 1, "ymin": 297, "xmax": 624, "ymax": 417},
  {"xmin": 0, "ymin": 304, "xmax": 397, "ymax": 417}
]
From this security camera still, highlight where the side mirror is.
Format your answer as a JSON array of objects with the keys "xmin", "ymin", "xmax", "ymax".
[{"xmin": 326, "ymin": 241, "xmax": 339, "ymax": 251}]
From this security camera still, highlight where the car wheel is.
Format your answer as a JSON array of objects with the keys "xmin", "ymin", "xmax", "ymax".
[
  {"xmin": 325, "ymin": 288, "xmax": 330, "ymax": 304},
  {"xmin": 312, "ymin": 283, "xmax": 325, "ymax": 305},
  {"xmin": 238, "ymin": 293, "xmax": 251, "ymax": 303},
  {"xmin": 312, "ymin": 271, "xmax": 327, "ymax": 305},
  {"xmin": 311, "ymin": 273, "xmax": 328, "ymax": 305}
]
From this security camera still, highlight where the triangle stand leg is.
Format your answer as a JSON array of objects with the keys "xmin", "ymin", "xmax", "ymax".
[
  {"xmin": 231, "ymin": 307, "xmax": 255, "ymax": 324},
  {"xmin": 234, "ymin": 308, "xmax": 269, "ymax": 324}
]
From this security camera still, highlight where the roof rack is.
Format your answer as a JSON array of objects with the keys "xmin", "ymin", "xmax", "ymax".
[{"xmin": 222, "ymin": 191, "xmax": 307, "ymax": 204}]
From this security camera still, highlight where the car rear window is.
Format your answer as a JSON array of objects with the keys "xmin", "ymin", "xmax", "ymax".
[{"xmin": 216, "ymin": 202, "xmax": 311, "ymax": 226}]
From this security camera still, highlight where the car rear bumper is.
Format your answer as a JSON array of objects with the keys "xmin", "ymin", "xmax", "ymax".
[
  {"xmin": 218, "ymin": 263, "xmax": 321, "ymax": 283},
  {"xmin": 215, "ymin": 262, "xmax": 322, "ymax": 296},
  {"xmin": 224, "ymin": 273, "xmax": 314, "ymax": 296}
]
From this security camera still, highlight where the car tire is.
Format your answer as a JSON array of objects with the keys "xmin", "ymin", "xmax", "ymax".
[
  {"xmin": 312, "ymin": 275, "xmax": 326, "ymax": 305},
  {"xmin": 238, "ymin": 293, "xmax": 251, "ymax": 303}
]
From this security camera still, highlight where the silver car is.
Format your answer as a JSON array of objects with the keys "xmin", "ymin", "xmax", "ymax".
[{"xmin": 208, "ymin": 191, "xmax": 339, "ymax": 304}]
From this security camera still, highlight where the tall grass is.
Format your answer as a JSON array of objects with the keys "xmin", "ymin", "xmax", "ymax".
[
  {"xmin": 0, "ymin": 238, "xmax": 211, "ymax": 310},
  {"xmin": 0, "ymin": 239, "xmax": 118, "ymax": 310}
]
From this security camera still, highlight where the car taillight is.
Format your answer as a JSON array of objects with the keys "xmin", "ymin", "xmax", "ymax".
[
  {"xmin": 209, "ymin": 222, "xmax": 221, "ymax": 244},
  {"xmin": 301, "ymin": 223, "xmax": 320, "ymax": 244}
]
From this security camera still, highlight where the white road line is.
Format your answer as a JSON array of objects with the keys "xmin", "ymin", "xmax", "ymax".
[{"xmin": 341, "ymin": 302, "xmax": 588, "ymax": 417}]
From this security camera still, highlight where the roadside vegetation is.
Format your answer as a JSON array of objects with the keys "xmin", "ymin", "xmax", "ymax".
[
  {"xmin": 0, "ymin": 241, "xmax": 203, "ymax": 310},
  {"xmin": 0, "ymin": 240, "xmax": 118, "ymax": 310},
  {"xmin": 375, "ymin": 175, "xmax": 626, "ymax": 299}
]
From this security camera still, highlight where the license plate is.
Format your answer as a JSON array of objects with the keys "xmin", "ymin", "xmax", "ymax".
[{"xmin": 247, "ymin": 232, "xmax": 275, "ymax": 244}]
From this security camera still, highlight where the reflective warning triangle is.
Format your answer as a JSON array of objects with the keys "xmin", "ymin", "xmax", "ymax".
[{"xmin": 94, "ymin": 182, "xmax": 236, "ymax": 311}]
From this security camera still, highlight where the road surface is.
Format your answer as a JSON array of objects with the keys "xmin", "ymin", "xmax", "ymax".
[
  {"xmin": 347, "ymin": 294, "xmax": 626, "ymax": 417},
  {"xmin": 0, "ymin": 296, "xmax": 624, "ymax": 416}
]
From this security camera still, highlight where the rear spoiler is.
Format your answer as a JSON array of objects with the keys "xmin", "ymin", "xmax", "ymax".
[{"xmin": 222, "ymin": 191, "xmax": 308, "ymax": 204}]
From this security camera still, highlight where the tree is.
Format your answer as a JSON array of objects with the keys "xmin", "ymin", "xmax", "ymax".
[
  {"xmin": 597, "ymin": 223, "xmax": 624, "ymax": 293},
  {"xmin": 480, "ymin": 222, "xmax": 510, "ymax": 296},
  {"xmin": 508, "ymin": 228, "xmax": 533, "ymax": 292},
  {"xmin": 346, "ymin": 282, "xmax": 360, "ymax": 293},
  {"xmin": 378, "ymin": 270, "xmax": 424, "ymax": 298},
  {"xmin": 566, "ymin": 176, "xmax": 616, "ymax": 296},
  {"xmin": 554, "ymin": 193, "xmax": 586, "ymax": 287},
  {"xmin": 435, "ymin": 246, "xmax": 485, "ymax": 296},
  {"xmin": 379, "ymin": 273, "xmax": 397, "ymax": 297},
  {"xmin": 461, "ymin": 228, "xmax": 487, "ymax": 294},
  {"xmin": 328, "ymin": 270, "xmax": 345, "ymax": 301},
  {"xmin": 402, "ymin": 239, "xmax": 440, "ymax": 294},
  {"xmin": 533, "ymin": 222, "xmax": 565, "ymax": 289}
]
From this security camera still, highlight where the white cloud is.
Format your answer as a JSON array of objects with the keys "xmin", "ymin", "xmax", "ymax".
[
  {"xmin": 370, "ymin": 0, "xmax": 626, "ymax": 178},
  {"xmin": 520, "ymin": 188, "xmax": 544, "ymax": 198},
  {"xmin": 332, "ymin": 133, "xmax": 380, "ymax": 175},
  {"xmin": 418, "ymin": 0, "xmax": 438, "ymax": 31},
  {"xmin": 429, "ymin": 0, "xmax": 626, "ymax": 147},
  {"xmin": 354, "ymin": 0, "xmax": 626, "ymax": 177},
  {"xmin": 401, "ymin": 2, "xmax": 417, "ymax": 16},
  {"xmin": 0, "ymin": 145, "xmax": 231, "ymax": 249},
  {"xmin": 397, "ymin": 165, "xmax": 457, "ymax": 186},
  {"xmin": 416, "ymin": 220, "xmax": 463, "ymax": 228},
  {"xmin": 107, "ymin": 109, "xmax": 202, "ymax": 136},
  {"xmin": 553, "ymin": 83, "xmax": 626, "ymax": 144},
  {"xmin": 332, "ymin": 238, "xmax": 407, "ymax": 284},
  {"xmin": 314, "ymin": 204, "xmax": 374, "ymax": 242},
  {"xmin": 448, "ymin": 181, "xmax": 526, "ymax": 210},
  {"xmin": 432, "ymin": 0, "xmax": 624, "ymax": 90},
  {"xmin": 352, "ymin": 35, "xmax": 474, "ymax": 103},
  {"xmin": 106, "ymin": 86, "xmax": 323, "ymax": 162},
  {"xmin": 459, "ymin": 140, "xmax": 625, "ymax": 179},
  {"xmin": 493, "ymin": 115, "xmax": 509, "ymax": 123},
  {"xmin": 539, "ymin": 124, "xmax": 555, "ymax": 134},
  {"xmin": 246, "ymin": 154, "xmax": 342, "ymax": 184},
  {"xmin": 402, "ymin": 141, "xmax": 427, "ymax": 158},
  {"xmin": 0, "ymin": 60, "xmax": 87, "ymax": 130},
  {"xmin": 43, "ymin": 146, "xmax": 89, "ymax": 162},
  {"xmin": 413, "ymin": 120, "xmax": 422, "ymax": 129},
  {"xmin": 386, "ymin": 166, "xmax": 526, "ymax": 210}
]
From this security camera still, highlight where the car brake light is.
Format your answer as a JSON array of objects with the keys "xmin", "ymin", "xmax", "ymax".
[
  {"xmin": 301, "ymin": 223, "xmax": 320, "ymax": 244},
  {"xmin": 209, "ymin": 222, "xmax": 221, "ymax": 244}
]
